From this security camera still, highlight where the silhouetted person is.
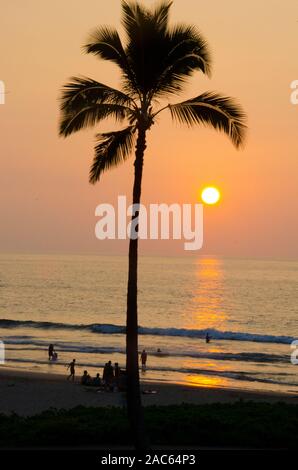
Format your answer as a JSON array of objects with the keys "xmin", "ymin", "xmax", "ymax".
[
  {"xmin": 206, "ymin": 333, "xmax": 211, "ymax": 343},
  {"xmin": 81, "ymin": 370, "xmax": 91, "ymax": 385},
  {"xmin": 106, "ymin": 361, "xmax": 114, "ymax": 389},
  {"xmin": 103, "ymin": 363, "xmax": 108, "ymax": 383},
  {"xmin": 103, "ymin": 361, "xmax": 114, "ymax": 390},
  {"xmin": 93, "ymin": 373, "xmax": 101, "ymax": 387},
  {"xmin": 140, "ymin": 349, "xmax": 147, "ymax": 370},
  {"xmin": 114, "ymin": 362, "xmax": 120, "ymax": 378},
  {"xmin": 67, "ymin": 359, "xmax": 76, "ymax": 381},
  {"xmin": 114, "ymin": 362, "xmax": 120, "ymax": 388},
  {"xmin": 48, "ymin": 344, "xmax": 54, "ymax": 360}
]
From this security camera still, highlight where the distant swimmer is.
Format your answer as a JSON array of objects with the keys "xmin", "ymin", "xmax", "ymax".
[
  {"xmin": 67, "ymin": 359, "xmax": 76, "ymax": 381},
  {"xmin": 206, "ymin": 333, "xmax": 211, "ymax": 343},
  {"xmin": 140, "ymin": 349, "xmax": 148, "ymax": 370},
  {"xmin": 48, "ymin": 344, "xmax": 54, "ymax": 360}
]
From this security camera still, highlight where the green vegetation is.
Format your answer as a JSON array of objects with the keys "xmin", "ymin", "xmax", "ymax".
[{"xmin": 0, "ymin": 402, "xmax": 297, "ymax": 448}]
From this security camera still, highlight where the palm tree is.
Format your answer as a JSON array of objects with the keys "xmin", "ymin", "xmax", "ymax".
[{"xmin": 59, "ymin": 0, "xmax": 246, "ymax": 450}]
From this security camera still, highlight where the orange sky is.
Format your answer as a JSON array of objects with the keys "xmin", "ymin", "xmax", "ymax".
[{"xmin": 0, "ymin": 0, "xmax": 297, "ymax": 258}]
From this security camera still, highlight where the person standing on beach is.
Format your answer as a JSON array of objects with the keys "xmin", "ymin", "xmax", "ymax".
[
  {"xmin": 114, "ymin": 362, "xmax": 120, "ymax": 388},
  {"xmin": 140, "ymin": 349, "xmax": 147, "ymax": 370},
  {"xmin": 67, "ymin": 359, "xmax": 76, "ymax": 381},
  {"xmin": 103, "ymin": 363, "xmax": 108, "ymax": 383},
  {"xmin": 106, "ymin": 361, "xmax": 114, "ymax": 390},
  {"xmin": 114, "ymin": 362, "xmax": 120, "ymax": 379}
]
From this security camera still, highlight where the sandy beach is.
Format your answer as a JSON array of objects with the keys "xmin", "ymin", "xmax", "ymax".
[{"xmin": 0, "ymin": 368, "xmax": 297, "ymax": 416}]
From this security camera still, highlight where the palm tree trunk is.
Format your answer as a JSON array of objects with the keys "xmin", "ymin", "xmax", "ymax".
[{"xmin": 126, "ymin": 124, "xmax": 148, "ymax": 451}]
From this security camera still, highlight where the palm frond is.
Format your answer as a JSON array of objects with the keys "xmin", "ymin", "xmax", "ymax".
[
  {"xmin": 60, "ymin": 77, "xmax": 135, "ymax": 113},
  {"xmin": 122, "ymin": 1, "xmax": 175, "ymax": 95},
  {"xmin": 121, "ymin": 2, "xmax": 211, "ymax": 98},
  {"xmin": 122, "ymin": 1, "xmax": 172, "ymax": 38},
  {"xmin": 152, "ymin": 1, "xmax": 173, "ymax": 31},
  {"xmin": 152, "ymin": 25, "xmax": 211, "ymax": 98},
  {"xmin": 89, "ymin": 125, "xmax": 136, "ymax": 183},
  {"xmin": 59, "ymin": 77, "xmax": 136, "ymax": 137},
  {"xmin": 84, "ymin": 27, "xmax": 126, "ymax": 69},
  {"xmin": 84, "ymin": 27, "xmax": 140, "ymax": 97},
  {"xmin": 122, "ymin": 1, "xmax": 149, "ymax": 40},
  {"xmin": 169, "ymin": 92, "xmax": 247, "ymax": 148},
  {"xmin": 60, "ymin": 103, "xmax": 130, "ymax": 137}
]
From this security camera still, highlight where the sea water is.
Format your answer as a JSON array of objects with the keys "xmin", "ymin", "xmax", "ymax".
[{"xmin": 0, "ymin": 254, "xmax": 297, "ymax": 393}]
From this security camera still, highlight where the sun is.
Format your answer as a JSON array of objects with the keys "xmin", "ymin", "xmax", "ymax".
[{"xmin": 201, "ymin": 186, "xmax": 221, "ymax": 205}]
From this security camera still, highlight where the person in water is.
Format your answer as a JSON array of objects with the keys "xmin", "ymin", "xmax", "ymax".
[
  {"xmin": 48, "ymin": 344, "xmax": 54, "ymax": 360},
  {"xmin": 140, "ymin": 349, "xmax": 148, "ymax": 370},
  {"xmin": 67, "ymin": 359, "xmax": 76, "ymax": 381}
]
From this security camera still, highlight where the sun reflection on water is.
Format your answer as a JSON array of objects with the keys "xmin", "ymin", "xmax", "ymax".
[
  {"xmin": 188, "ymin": 257, "xmax": 227, "ymax": 330},
  {"xmin": 181, "ymin": 257, "xmax": 230, "ymax": 388},
  {"xmin": 186, "ymin": 374, "xmax": 229, "ymax": 388}
]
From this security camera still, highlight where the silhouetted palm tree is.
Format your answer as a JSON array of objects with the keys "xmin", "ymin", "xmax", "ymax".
[{"xmin": 59, "ymin": 0, "xmax": 246, "ymax": 450}]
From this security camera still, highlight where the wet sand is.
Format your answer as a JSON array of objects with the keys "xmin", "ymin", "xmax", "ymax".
[{"xmin": 0, "ymin": 368, "xmax": 297, "ymax": 416}]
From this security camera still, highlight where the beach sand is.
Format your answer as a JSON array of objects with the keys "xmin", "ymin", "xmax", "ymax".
[{"xmin": 0, "ymin": 368, "xmax": 297, "ymax": 416}]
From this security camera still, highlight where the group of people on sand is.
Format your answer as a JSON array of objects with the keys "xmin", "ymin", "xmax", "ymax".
[
  {"xmin": 65, "ymin": 353, "xmax": 148, "ymax": 389},
  {"xmin": 81, "ymin": 370, "xmax": 101, "ymax": 387},
  {"xmin": 81, "ymin": 361, "xmax": 126, "ymax": 391},
  {"xmin": 64, "ymin": 357, "xmax": 125, "ymax": 391},
  {"xmin": 103, "ymin": 361, "xmax": 120, "ymax": 386}
]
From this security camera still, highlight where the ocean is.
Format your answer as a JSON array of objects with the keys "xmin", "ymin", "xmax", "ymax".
[{"xmin": 0, "ymin": 253, "xmax": 297, "ymax": 393}]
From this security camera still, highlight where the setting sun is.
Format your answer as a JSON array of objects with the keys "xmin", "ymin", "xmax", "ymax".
[{"xmin": 201, "ymin": 187, "xmax": 221, "ymax": 205}]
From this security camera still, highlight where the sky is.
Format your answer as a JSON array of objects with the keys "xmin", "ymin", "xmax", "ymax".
[{"xmin": 0, "ymin": 0, "xmax": 297, "ymax": 258}]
